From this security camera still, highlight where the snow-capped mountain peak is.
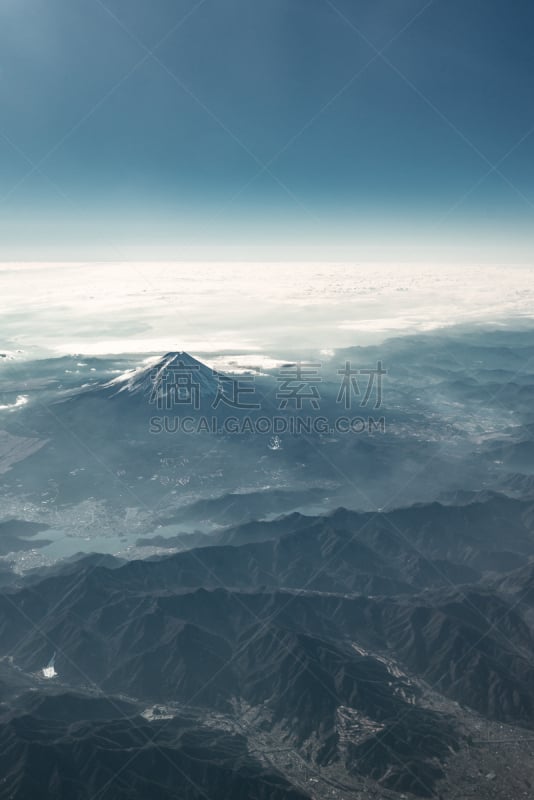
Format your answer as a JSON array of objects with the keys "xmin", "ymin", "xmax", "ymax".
[{"xmin": 104, "ymin": 351, "xmax": 224, "ymax": 407}]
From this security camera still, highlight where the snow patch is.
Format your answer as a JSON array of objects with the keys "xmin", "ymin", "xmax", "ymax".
[{"xmin": 0, "ymin": 395, "xmax": 28, "ymax": 411}]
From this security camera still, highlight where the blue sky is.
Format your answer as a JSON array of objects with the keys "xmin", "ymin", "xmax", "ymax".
[{"xmin": 1, "ymin": 0, "xmax": 534, "ymax": 261}]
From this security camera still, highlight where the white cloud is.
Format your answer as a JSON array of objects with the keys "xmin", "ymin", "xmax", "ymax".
[{"xmin": 1, "ymin": 262, "xmax": 533, "ymax": 356}]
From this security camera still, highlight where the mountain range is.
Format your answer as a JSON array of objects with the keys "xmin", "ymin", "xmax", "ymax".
[
  {"xmin": 1, "ymin": 328, "xmax": 534, "ymax": 798},
  {"xmin": 1, "ymin": 491, "xmax": 534, "ymax": 798}
]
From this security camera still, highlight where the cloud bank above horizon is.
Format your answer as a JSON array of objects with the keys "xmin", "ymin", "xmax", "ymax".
[{"xmin": 1, "ymin": 262, "xmax": 533, "ymax": 358}]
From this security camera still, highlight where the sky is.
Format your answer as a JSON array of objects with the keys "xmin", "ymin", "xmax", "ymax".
[{"xmin": 1, "ymin": 0, "xmax": 534, "ymax": 261}]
